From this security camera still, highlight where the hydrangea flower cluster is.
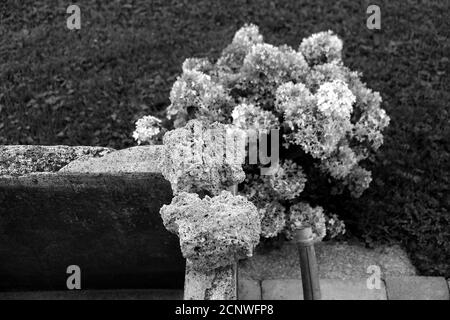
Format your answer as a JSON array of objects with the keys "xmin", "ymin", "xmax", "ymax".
[
  {"xmin": 232, "ymin": 103, "xmax": 279, "ymax": 134},
  {"xmin": 134, "ymin": 24, "xmax": 389, "ymax": 242},
  {"xmin": 325, "ymin": 214, "xmax": 347, "ymax": 239},
  {"xmin": 268, "ymin": 160, "xmax": 307, "ymax": 201},
  {"xmin": 132, "ymin": 115, "xmax": 164, "ymax": 145},
  {"xmin": 167, "ymin": 70, "xmax": 232, "ymax": 127},
  {"xmin": 275, "ymin": 80, "xmax": 354, "ymax": 159},
  {"xmin": 299, "ymin": 30, "xmax": 343, "ymax": 65},
  {"xmin": 286, "ymin": 202, "xmax": 327, "ymax": 241},
  {"xmin": 241, "ymin": 160, "xmax": 307, "ymax": 237}
]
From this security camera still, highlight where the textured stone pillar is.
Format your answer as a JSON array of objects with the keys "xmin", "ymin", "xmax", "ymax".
[
  {"xmin": 159, "ymin": 121, "xmax": 260, "ymax": 300},
  {"xmin": 184, "ymin": 262, "xmax": 238, "ymax": 300},
  {"xmin": 160, "ymin": 191, "xmax": 259, "ymax": 300}
]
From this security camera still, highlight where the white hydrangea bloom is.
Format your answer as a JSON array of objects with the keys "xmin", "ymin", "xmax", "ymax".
[
  {"xmin": 353, "ymin": 107, "xmax": 390, "ymax": 150},
  {"xmin": 278, "ymin": 45, "xmax": 310, "ymax": 81},
  {"xmin": 232, "ymin": 23, "xmax": 264, "ymax": 48},
  {"xmin": 159, "ymin": 24, "xmax": 390, "ymax": 239},
  {"xmin": 316, "ymin": 80, "xmax": 355, "ymax": 119},
  {"xmin": 321, "ymin": 144, "xmax": 358, "ymax": 179},
  {"xmin": 299, "ymin": 30, "xmax": 343, "ymax": 65},
  {"xmin": 325, "ymin": 214, "xmax": 346, "ymax": 239},
  {"xmin": 231, "ymin": 103, "xmax": 279, "ymax": 134},
  {"xmin": 276, "ymin": 81, "xmax": 352, "ymax": 159},
  {"xmin": 167, "ymin": 70, "xmax": 231, "ymax": 127},
  {"xmin": 231, "ymin": 103, "xmax": 250, "ymax": 127},
  {"xmin": 182, "ymin": 57, "xmax": 212, "ymax": 73},
  {"xmin": 276, "ymin": 82, "xmax": 327, "ymax": 157},
  {"xmin": 286, "ymin": 202, "xmax": 327, "ymax": 242},
  {"xmin": 275, "ymin": 82, "xmax": 315, "ymax": 120},
  {"xmin": 268, "ymin": 160, "xmax": 307, "ymax": 200},
  {"xmin": 242, "ymin": 43, "xmax": 283, "ymax": 79},
  {"xmin": 319, "ymin": 117, "xmax": 352, "ymax": 157},
  {"xmin": 344, "ymin": 166, "xmax": 373, "ymax": 198},
  {"xmin": 217, "ymin": 24, "xmax": 264, "ymax": 72},
  {"xmin": 258, "ymin": 201, "xmax": 286, "ymax": 238},
  {"xmin": 242, "ymin": 43, "xmax": 308, "ymax": 84},
  {"xmin": 306, "ymin": 61, "xmax": 354, "ymax": 89},
  {"xmin": 351, "ymin": 83, "xmax": 383, "ymax": 111},
  {"xmin": 132, "ymin": 115, "xmax": 162, "ymax": 145}
]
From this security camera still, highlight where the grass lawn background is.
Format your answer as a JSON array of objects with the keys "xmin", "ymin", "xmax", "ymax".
[{"xmin": 1, "ymin": 0, "xmax": 449, "ymax": 277}]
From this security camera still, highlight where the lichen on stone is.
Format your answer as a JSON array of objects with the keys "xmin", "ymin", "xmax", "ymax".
[
  {"xmin": 160, "ymin": 191, "xmax": 261, "ymax": 272},
  {"xmin": 160, "ymin": 120, "xmax": 246, "ymax": 196},
  {"xmin": 0, "ymin": 145, "xmax": 114, "ymax": 177}
]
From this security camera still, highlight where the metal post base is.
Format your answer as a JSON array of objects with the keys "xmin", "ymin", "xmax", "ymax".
[{"xmin": 294, "ymin": 227, "xmax": 321, "ymax": 300}]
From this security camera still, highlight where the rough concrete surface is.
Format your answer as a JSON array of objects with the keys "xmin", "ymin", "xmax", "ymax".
[
  {"xmin": 60, "ymin": 145, "xmax": 163, "ymax": 173},
  {"xmin": 239, "ymin": 241, "xmax": 416, "ymax": 281},
  {"xmin": 161, "ymin": 191, "xmax": 260, "ymax": 272},
  {"xmin": 160, "ymin": 120, "xmax": 245, "ymax": 195},
  {"xmin": 184, "ymin": 263, "xmax": 237, "ymax": 300}
]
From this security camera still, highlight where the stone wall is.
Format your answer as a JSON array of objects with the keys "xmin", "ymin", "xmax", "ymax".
[
  {"xmin": 0, "ymin": 145, "xmax": 421, "ymax": 296},
  {"xmin": 0, "ymin": 145, "xmax": 184, "ymax": 291}
]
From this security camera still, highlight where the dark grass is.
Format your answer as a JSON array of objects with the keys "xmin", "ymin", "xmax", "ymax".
[{"xmin": 1, "ymin": 0, "xmax": 449, "ymax": 276}]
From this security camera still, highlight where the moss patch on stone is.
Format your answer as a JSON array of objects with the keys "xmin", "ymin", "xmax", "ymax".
[{"xmin": 0, "ymin": 145, "xmax": 114, "ymax": 176}]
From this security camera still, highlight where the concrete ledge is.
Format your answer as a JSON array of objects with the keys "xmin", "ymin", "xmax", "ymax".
[
  {"xmin": 0, "ymin": 146, "xmax": 185, "ymax": 291},
  {"xmin": 385, "ymin": 276, "xmax": 449, "ymax": 300},
  {"xmin": 59, "ymin": 145, "xmax": 164, "ymax": 174}
]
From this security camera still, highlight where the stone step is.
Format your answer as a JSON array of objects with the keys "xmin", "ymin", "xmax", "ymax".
[
  {"xmin": 385, "ymin": 276, "xmax": 449, "ymax": 300},
  {"xmin": 239, "ymin": 276, "xmax": 450, "ymax": 300}
]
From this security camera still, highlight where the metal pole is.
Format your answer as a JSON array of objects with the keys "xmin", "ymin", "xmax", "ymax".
[
  {"xmin": 228, "ymin": 184, "xmax": 239, "ymax": 300},
  {"xmin": 294, "ymin": 227, "xmax": 321, "ymax": 300}
]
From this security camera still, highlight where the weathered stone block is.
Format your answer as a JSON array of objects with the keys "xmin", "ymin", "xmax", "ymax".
[
  {"xmin": 385, "ymin": 276, "xmax": 449, "ymax": 300},
  {"xmin": 0, "ymin": 146, "xmax": 185, "ymax": 291},
  {"xmin": 184, "ymin": 263, "xmax": 237, "ymax": 300},
  {"xmin": 0, "ymin": 145, "xmax": 114, "ymax": 176},
  {"xmin": 160, "ymin": 120, "xmax": 245, "ymax": 196},
  {"xmin": 160, "ymin": 191, "xmax": 260, "ymax": 272}
]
